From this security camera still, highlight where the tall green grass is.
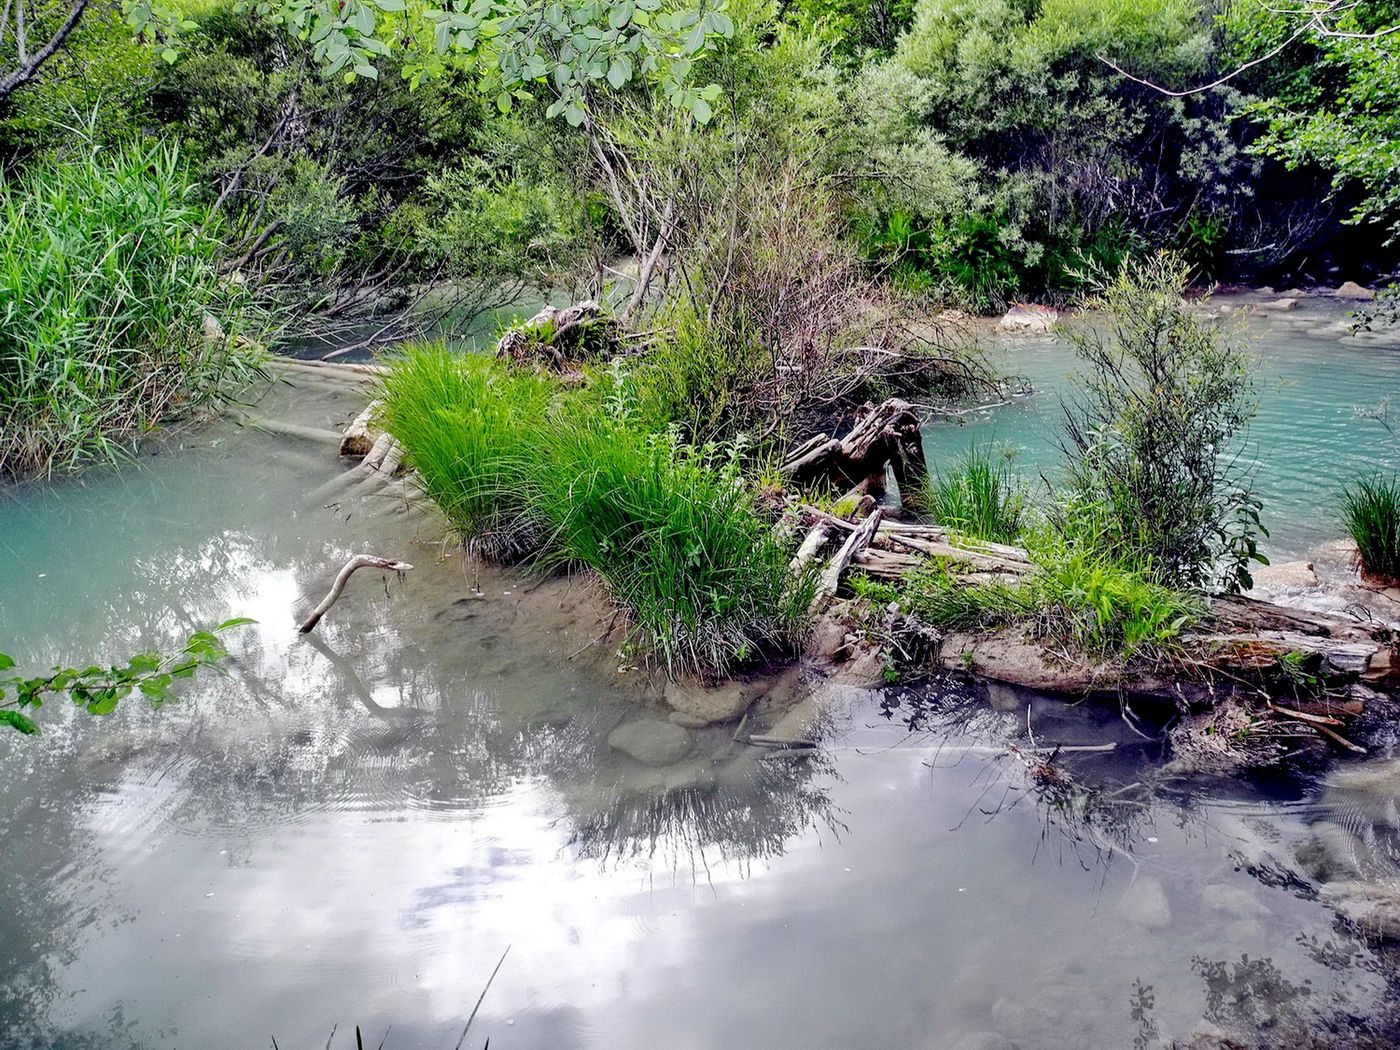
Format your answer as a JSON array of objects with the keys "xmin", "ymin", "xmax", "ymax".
[
  {"xmin": 377, "ymin": 344, "xmax": 553, "ymax": 558},
  {"xmin": 0, "ymin": 139, "xmax": 259, "ymax": 476},
  {"xmin": 923, "ymin": 445, "xmax": 1027, "ymax": 543},
  {"xmin": 1341, "ymin": 474, "xmax": 1400, "ymax": 582},
  {"xmin": 380, "ymin": 349, "xmax": 812, "ymax": 677}
]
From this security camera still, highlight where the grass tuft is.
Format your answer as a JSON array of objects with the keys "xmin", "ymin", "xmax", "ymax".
[
  {"xmin": 380, "ymin": 349, "xmax": 812, "ymax": 677},
  {"xmin": 1341, "ymin": 474, "xmax": 1400, "ymax": 582},
  {"xmin": 922, "ymin": 445, "xmax": 1027, "ymax": 543}
]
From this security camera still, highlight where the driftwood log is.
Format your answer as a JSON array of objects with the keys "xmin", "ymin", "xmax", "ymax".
[
  {"xmin": 496, "ymin": 301, "xmax": 622, "ymax": 369},
  {"xmin": 299, "ymin": 555, "xmax": 414, "ymax": 633},
  {"xmin": 781, "ymin": 398, "xmax": 929, "ymax": 504}
]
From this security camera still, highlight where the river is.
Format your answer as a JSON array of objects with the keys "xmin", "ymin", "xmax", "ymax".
[{"xmin": 1, "ymin": 301, "xmax": 1399, "ymax": 1048}]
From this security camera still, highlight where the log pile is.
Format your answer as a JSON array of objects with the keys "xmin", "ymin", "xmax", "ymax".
[{"xmin": 781, "ymin": 398, "xmax": 929, "ymax": 502}]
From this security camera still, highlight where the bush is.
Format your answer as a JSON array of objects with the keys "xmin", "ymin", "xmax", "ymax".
[
  {"xmin": 923, "ymin": 445, "xmax": 1027, "ymax": 543},
  {"xmin": 380, "ymin": 350, "xmax": 812, "ymax": 677},
  {"xmin": 0, "ymin": 139, "xmax": 259, "ymax": 476},
  {"xmin": 1341, "ymin": 475, "xmax": 1400, "ymax": 582},
  {"xmin": 1060, "ymin": 254, "xmax": 1263, "ymax": 591}
]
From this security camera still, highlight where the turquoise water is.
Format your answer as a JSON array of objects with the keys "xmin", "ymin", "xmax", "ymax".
[
  {"xmin": 0, "ymin": 362, "xmax": 1398, "ymax": 1047},
  {"xmin": 927, "ymin": 296, "xmax": 1400, "ymax": 559}
]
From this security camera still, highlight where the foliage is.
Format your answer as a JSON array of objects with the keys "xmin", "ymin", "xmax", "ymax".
[
  {"xmin": 0, "ymin": 137, "xmax": 261, "ymax": 476},
  {"xmin": 0, "ymin": 619, "xmax": 253, "ymax": 735},
  {"xmin": 380, "ymin": 349, "xmax": 811, "ymax": 676},
  {"xmin": 148, "ymin": 7, "xmax": 582, "ymax": 325},
  {"xmin": 1059, "ymin": 254, "xmax": 1264, "ymax": 591},
  {"xmin": 841, "ymin": 0, "xmax": 1265, "ymax": 304},
  {"xmin": 1341, "ymin": 474, "xmax": 1400, "ymax": 581},
  {"xmin": 922, "ymin": 444, "xmax": 1027, "ymax": 543},
  {"xmin": 1224, "ymin": 0, "xmax": 1400, "ymax": 237}
]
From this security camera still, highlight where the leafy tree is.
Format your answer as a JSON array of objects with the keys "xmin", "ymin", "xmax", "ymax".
[
  {"xmin": 1225, "ymin": 0, "xmax": 1400, "ymax": 236},
  {"xmin": 1059, "ymin": 254, "xmax": 1265, "ymax": 592},
  {"xmin": 3, "ymin": 0, "xmax": 736, "ymax": 122},
  {"xmin": 0, "ymin": 619, "xmax": 252, "ymax": 735}
]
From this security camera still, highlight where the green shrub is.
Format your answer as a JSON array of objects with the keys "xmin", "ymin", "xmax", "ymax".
[
  {"xmin": 1341, "ymin": 475, "xmax": 1400, "ymax": 582},
  {"xmin": 923, "ymin": 445, "xmax": 1027, "ymax": 543},
  {"xmin": 0, "ymin": 139, "xmax": 259, "ymax": 476},
  {"xmin": 1060, "ymin": 254, "xmax": 1263, "ymax": 591},
  {"xmin": 376, "ymin": 344, "xmax": 553, "ymax": 557}
]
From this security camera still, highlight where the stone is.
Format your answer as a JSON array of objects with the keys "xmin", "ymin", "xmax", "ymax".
[
  {"xmin": 1334, "ymin": 281, "xmax": 1375, "ymax": 300},
  {"xmin": 1116, "ymin": 876, "xmax": 1171, "ymax": 928},
  {"xmin": 997, "ymin": 304, "xmax": 1058, "ymax": 334},
  {"xmin": 663, "ymin": 679, "xmax": 755, "ymax": 727},
  {"xmin": 1249, "ymin": 560, "xmax": 1319, "ymax": 591},
  {"xmin": 607, "ymin": 720, "xmax": 692, "ymax": 766},
  {"xmin": 1262, "ymin": 297, "xmax": 1299, "ymax": 311},
  {"xmin": 1201, "ymin": 883, "xmax": 1271, "ymax": 921}
]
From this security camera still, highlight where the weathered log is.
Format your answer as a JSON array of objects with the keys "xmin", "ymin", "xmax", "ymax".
[
  {"xmin": 852, "ymin": 548, "xmax": 923, "ymax": 579},
  {"xmin": 790, "ymin": 523, "xmax": 834, "ymax": 573},
  {"xmin": 496, "ymin": 301, "xmax": 621, "ymax": 368},
  {"xmin": 299, "ymin": 554, "xmax": 414, "ymax": 634},
  {"xmin": 339, "ymin": 400, "xmax": 382, "ymax": 458},
  {"xmin": 782, "ymin": 398, "xmax": 926, "ymax": 498},
  {"xmin": 813, "ymin": 508, "xmax": 883, "ymax": 610}
]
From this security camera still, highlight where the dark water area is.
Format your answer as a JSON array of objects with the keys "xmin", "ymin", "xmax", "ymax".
[{"xmin": 1, "ymin": 336, "xmax": 1400, "ymax": 1048}]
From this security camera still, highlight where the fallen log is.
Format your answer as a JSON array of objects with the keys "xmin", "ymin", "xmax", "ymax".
[
  {"xmin": 299, "ymin": 554, "xmax": 414, "ymax": 633},
  {"xmin": 790, "ymin": 523, "xmax": 834, "ymax": 573},
  {"xmin": 813, "ymin": 508, "xmax": 883, "ymax": 609}
]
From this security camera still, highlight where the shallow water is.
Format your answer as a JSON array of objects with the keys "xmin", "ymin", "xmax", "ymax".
[
  {"xmin": 2, "ymin": 362, "xmax": 1400, "ymax": 1049},
  {"xmin": 928, "ymin": 294, "xmax": 1400, "ymax": 559}
]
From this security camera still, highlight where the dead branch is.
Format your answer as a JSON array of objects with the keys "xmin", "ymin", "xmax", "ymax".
[{"xmin": 299, "ymin": 554, "xmax": 414, "ymax": 633}]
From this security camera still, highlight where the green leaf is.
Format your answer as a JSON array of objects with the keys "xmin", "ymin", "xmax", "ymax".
[
  {"xmin": 353, "ymin": 63, "xmax": 380, "ymax": 79},
  {"xmin": 692, "ymin": 96, "xmax": 713, "ymax": 124},
  {"xmin": 215, "ymin": 617, "xmax": 256, "ymax": 631},
  {"xmin": 161, "ymin": 47, "xmax": 179, "ymax": 65},
  {"xmin": 0, "ymin": 710, "xmax": 40, "ymax": 735},
  {"xmin": 606, "ymin": 56, "xmax": 631, "ymax": 89},
  {"xmin": 496, "ymin": 91, "xmax": 512, "ymax": 112},
  {"xmin": 0, "ymin": 654, "xmax": 12, "ymax": 671},
  {"xmin": 374, "ymin": 0, "xmax": 406, "ymax": 10}
]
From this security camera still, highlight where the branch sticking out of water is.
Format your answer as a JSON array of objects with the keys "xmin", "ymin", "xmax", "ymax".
[{"xmin": 298, "ymin": 555, "xmax": 414, "ymax": 634}]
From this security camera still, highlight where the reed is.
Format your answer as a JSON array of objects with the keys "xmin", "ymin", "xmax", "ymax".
[{"xmin": 0, "ymin": 138, "xmax": 260, "ymax": 476}]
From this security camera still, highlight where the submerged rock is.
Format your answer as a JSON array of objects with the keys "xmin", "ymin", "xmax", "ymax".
[
  {"xmin": 997, "ymin": 304, "xmax": 1058, "ymax": 334},
  {"xmin": 664, "ymin": 679, "xmax": 754, "ymax": 727},
  {"xmin": 1117, "ymin": 876, "xmax": 1171, "ymax": 928},
  {"xmin": 607, "ymin": 720, "xmax": 692, "ymax": 766},
  {"xmin": 1261, "ymin": 297, "xmax": 1299, "ymax": 311}
]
